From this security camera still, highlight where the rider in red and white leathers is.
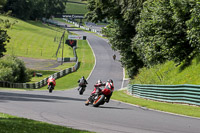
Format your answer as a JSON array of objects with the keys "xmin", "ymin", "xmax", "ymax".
[
  {"xmin": 47, "ymin": 76, "xmax": 56, "ymax": 89},
  {"xmin": 87, "ymin": 79, "xmax": 114, "ymax": 103},
  {"xmin": 102, "ymin": 79, "xmax": 114, "ymax": 103}
]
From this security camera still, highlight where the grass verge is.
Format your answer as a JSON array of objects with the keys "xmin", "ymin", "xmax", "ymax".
[
  {"xmin": 112, "ymin": 90, "xmax": 200, "ymax": 118},
  {"xmin": 0, "ymin": 113, "xmax": 93, "ymax": 133}
]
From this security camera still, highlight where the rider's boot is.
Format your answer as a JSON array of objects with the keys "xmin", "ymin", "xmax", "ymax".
[{"xmin": 85, "ymin": 100, "xmax": 90, "ymax": 106}]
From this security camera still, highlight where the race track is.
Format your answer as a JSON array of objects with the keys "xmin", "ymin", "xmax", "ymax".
[{"xmin": 0, "ymin": 26, "xmax": 200, "ymax": 133}]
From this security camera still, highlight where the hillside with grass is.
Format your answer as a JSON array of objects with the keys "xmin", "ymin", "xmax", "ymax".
[
  {"xmin": 1, "ymin": 15, "xmax": 73, "ymax": 59},
  {"xmin": 65, "ymin": 0, "xmax": 88, "ymax": 14},
  {"xmin": 130, "ymin": 55, "xmax": 200, "ymax": 85}
]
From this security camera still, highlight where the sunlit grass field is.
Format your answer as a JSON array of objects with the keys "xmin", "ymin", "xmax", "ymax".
[
  {"xmin": 1, "ymin": 15, "xmax": 74, "ymax": 59},
  {"xmin": 65, "ymin": 1, "xmax": 87, "ymax": 14}
]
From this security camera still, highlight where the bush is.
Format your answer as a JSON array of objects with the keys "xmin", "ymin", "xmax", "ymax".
[{"xmin": 0, "ymin": 56, "xmax": 31, "ymax": 83}]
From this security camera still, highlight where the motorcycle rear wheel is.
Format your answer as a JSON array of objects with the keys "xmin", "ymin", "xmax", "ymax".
[
  {"xmin": 79, "ymin": 87, "xmax": 85, "ymax": 95},
  {"xmin": 48, "ymin": 85, "xmax": 53, "ymax": 93}
]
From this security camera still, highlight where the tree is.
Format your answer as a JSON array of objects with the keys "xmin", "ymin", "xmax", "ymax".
[
  {"xmin": 4, "ymin": 0, "xmax": 66, "ymax": 20},
  {"xmin": 0, "ymin": 0, "xmax": 7, "ymax": 12},
  {"xmin": 133, "ymin": 0, "xmax": 195, "ymax": 66},
  {"xmin": 86, "ymin": 0, "xmax": 146, "ymax": 78},
  {"xmin": 0, "ymin": 56, "xmax": 31, "ymax": 83},
  {"xmin": 0, "ymin": 18, "xmax": 10, "ymax": 58},
  {"xmin": 186, "ymin": 0, "xmax": 200, "ymax": 55}
]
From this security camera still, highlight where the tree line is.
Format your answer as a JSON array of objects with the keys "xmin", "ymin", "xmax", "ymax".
[
  {"xmin": 86, "ymin": 0, "xmax": 200, "ymax": 78},
  {"xmin": 2, "ymin": 0, "xmax": 66, "ymax": 20}
]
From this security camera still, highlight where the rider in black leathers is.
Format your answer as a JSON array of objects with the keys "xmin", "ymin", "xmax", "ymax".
[{"xmin": 77, "ymin": 76, "xmax": 88, "ymax": 90}]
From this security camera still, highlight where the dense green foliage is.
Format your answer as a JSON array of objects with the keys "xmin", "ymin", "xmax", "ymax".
[
  {"xmin": 86, "ymin": 0, "xmax": 145, "ymax": 77},
  {"xmin": 86, "ymin": 0, "xmax": 200, "ymax": 78},
  {"xmin": 0, "ymin": 0, "xmax": 7, "ymax": 11},
  {"xmin": 0, "ymin": 56, "xmax": 31, "ymax": 83},
  {"xmin": 0, "ymin": 24, "xmax": 9, "ymax": 57},
  {"xmin": 0, "ymin": 15, "xmax": 14, "ymax": 58},
  {"xmin": 134, "ymin": 0, "xmax": 195, "ymax": 66},
  {"xmin": 3, "ymin": 0, "xmax": 66, "ymax": 20}
]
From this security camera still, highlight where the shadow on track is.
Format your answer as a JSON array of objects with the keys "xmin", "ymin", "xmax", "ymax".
[
  {"xmin": 0, "ymin": 92, "xmax": 85, "ymax": 102},
  {"xmin": 97, "ymin": 106, "xmax": 133, "ymax": 110}
]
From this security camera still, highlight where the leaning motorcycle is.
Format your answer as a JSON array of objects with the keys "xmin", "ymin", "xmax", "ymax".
[
  {"xmin": 79, "ymin": 86, "xmax": 86, "ymax": 95},
  {"xmin": 92, "ymin": 93, "xmax": 106, "ymax": 107},
  {"xmin": 85, "ymin": 87, "xmax": 108, "ymax": 107}
]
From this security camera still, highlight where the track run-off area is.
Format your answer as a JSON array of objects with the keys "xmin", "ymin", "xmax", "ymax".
[{"xmin": 0, "ymin": 25, "xmax": 200, "ymax": 133}]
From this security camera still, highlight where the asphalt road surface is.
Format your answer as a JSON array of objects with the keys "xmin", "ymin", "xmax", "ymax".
[{"xmin": 0, "ymin": 27, "xmax": 200, "ymax": 133}]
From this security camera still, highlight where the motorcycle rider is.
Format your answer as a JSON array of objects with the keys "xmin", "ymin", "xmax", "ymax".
[
  {"xmin": 47, "ymin": 76, "xmax": 56, "ymax": 90},
  {"xmin": 85, "ymin": 79, "xmax": 114, "ymax": 105},
  {"xmin": 77, "ymin": 76, "xmax": 88, "ymax": 90},
  {"xmin": 103, "ymin": 79, "xmax": 114, "ymax": 103},
  {"xmin": 85, "ymin": 80, "xmax": 105, "ymax": 105},
  {"xmin": 91, "ymin": 79, "xmax": 105, "ymax": 94}
]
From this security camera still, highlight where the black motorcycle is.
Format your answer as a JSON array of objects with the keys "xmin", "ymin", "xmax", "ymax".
[
  {"xmin": 78, "ymin": 77, "xmax": 87, "ymax": 95},
  {"xmin": 79, "ymin": 86, "xmax": 86, "ymax": 95}
]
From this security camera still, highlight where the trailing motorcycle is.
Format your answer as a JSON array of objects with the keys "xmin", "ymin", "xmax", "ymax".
[
  {"xmin": 78, "ymin": 76, "xmax": 88, "ymax": 95},
  {"xmin": 79, "ymin": 86, "xmax": 86, "ymax": 95}
]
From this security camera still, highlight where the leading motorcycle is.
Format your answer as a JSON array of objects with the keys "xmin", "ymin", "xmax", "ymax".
[{"xmin": 85, "ymin": 87, "xmax": 109, "ymax": 107}]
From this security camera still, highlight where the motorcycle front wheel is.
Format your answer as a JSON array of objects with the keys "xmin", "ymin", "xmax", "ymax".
[
  {"xmin": 48, "ymin": 85, "xmax": 53, "ymax": 93},
  {"xmin": 93, "ymin": 95, "xmax": 105, "ymax": 107}
]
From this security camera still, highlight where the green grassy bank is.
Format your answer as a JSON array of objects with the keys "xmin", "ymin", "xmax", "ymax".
[
  {"xmin": 130, "ymin": 56, "xmax": 200, "ymax": 85},
  {"xmin": 1, "ymin": 15, "xmax": 73, "ymax": 59},
  {"xmin": 0, "ymin": 113, "xmax": 93, "ymax": 133},
  {"xmin": 112, "ymin": 90, "xmax": 200, "ymax": 118}
]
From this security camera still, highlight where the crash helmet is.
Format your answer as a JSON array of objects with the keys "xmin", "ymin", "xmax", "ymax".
[
  {"xmin": 97, "ymin": 79, "xmax": 102, "ymax": 84},
  {"xmin": 107, "ymin": 79, "xmax": 113, "ymax": 86},
  {"xmin": 107, "ymin": 79, "xmax": 113, "ymax": 83}
]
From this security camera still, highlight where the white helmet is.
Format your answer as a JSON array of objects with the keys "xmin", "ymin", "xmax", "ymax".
[{"xmin": 97, "ymin": 80, "xmax": 102, "ymax": 84}]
